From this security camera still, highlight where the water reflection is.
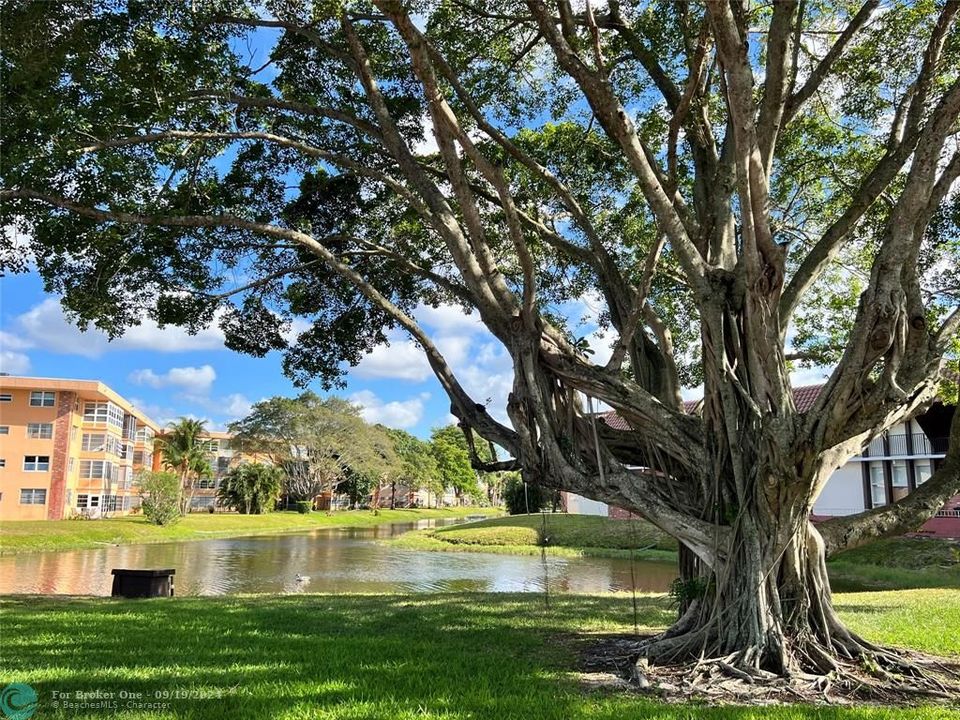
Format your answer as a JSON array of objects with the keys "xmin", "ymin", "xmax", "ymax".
[{"xmin": 0, "ymin": 518, "xmax": 677, "ymax": 596}]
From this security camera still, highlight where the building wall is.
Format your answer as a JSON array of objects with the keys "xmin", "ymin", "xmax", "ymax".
[
  {"xmin": 812, "ymin": 463, "xmax": 864, "ymax": 517},
  {"xmin": 562, "ymin": 492, "xmax": 608, "ymax": 516},
  {"xmin": 0, "ymin": 377, "xmax": 160, "ymax": 521}
]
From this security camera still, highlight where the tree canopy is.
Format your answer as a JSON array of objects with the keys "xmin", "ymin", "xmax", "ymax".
[
  {"xmin": 3, "ymin": 0, "xmax": 959, "ymax": 685},
  {"xmin": 229, "ymin": 392, "xmax": 389, "ymax": 502}
]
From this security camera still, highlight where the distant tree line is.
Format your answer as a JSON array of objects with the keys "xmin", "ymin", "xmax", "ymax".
[{"xmin": 227, "ymin": 392, "xmax": 503, "ymax": 511}]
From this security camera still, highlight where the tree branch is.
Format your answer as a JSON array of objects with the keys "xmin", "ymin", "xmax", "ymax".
[
  {"xmin": 782, "ymin": 0, "xmax": 880, "ymax": 124},
  {"xmin": 1, "ymin": 186, "xmax": 520, "ymax": 455},
  {"xmin": 819, "ymin": 403, "xmax": 959, "ymax": 556}
]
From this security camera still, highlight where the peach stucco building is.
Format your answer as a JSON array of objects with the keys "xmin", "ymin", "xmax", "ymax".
[{"xmin": 0, "ymin": 375, "xmax": 160, "ymax": 520}]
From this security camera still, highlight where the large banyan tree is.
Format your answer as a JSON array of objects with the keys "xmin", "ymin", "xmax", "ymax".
[{"xmin": 2, "ymin": 0, "xmax": 960, "ymax": 685}]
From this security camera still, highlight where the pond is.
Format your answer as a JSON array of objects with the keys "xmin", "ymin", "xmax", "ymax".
[{"xmin": 0, "ymin": 518, "xmax": 678, "ymax": 596}]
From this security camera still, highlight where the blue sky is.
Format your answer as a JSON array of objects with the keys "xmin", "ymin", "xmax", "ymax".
[
  {"xmin": 1, "ymin": 257, "xmax": 628, "ymax": 438},
  {"xmin": 1, "ymin": 267, "xmax": 563, "ymax": 437},
  {"xmin": 0, "ymin": 266, "xmax": 831, "ymax": 438}
]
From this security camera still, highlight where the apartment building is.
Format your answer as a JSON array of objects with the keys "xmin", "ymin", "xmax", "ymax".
[
  {"xmin": 181, "ymin": 430, "xmax": 247, "ymax": 511},
  {"xmin": 0, "ymin": 375, "xmax": 161, "ymax": 521},
  {"xmin": 562, "ymin": 385, "xmax": 958, "ymax": 538}
]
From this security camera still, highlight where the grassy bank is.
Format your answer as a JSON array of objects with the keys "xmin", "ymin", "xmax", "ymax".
[
  {"xmin": 392, "ymin": 513, "xmax": 678, "ymax": 561},
  {"xmin": 1, "ymin": 589, "xmax": 956, "ymax": 719},
  {"xmin": 392, "ymin": 515, "xmax": 960, "ymax": 590},
  {"xmin": 0, "ymin": 507, "xmax": 500, "ymax": 556}
]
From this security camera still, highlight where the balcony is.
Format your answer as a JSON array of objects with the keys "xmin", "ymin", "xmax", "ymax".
[{"xmin": 863, "ymin": 433, "xmax": 949, "ymax": 457}]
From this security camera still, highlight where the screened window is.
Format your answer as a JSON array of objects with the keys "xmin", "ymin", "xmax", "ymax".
[
  {"xmin": 26, "ymin": 423, "xmax": 53, "ymax": 439},
  {"xmin": 79, "ymin": 460, "xmax": 116, "ymax": 480},
  {"xmin": 81, "ymin": 433, "xmax": 122, "ymax": 455},
  {"xmin": 83, "ymin": 402, "xmax": 124, "ymax": 428},
  {"xmin": 891, "ymin": 460, "xmax": 909, "ymax": 488},
  {"xmin": 23, "ymin": 455, "xmax": 50, "ymax": 472},
  {"xmin": 869, "ymin": 462, "xmax": 887, "ymax": 506},
  {"xmin": 29, "ymin": 391, "xmax": 56, "ymax": 407},
  {"xmin": 20, "ymin": 488, "xmax": 47, "ymax": 504},
  {"xmin": 82, "ymin": 433, "xmax": 105, "ymax": 451}
]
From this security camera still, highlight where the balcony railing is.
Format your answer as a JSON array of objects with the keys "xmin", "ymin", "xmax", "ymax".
[{"xmin": 863, "ymin": 433, "xmax": 949, "ymax": 457}]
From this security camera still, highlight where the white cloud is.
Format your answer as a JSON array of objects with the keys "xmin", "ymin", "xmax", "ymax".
[
  {"xmin": 0, "ymin": 330, "xmax": 32, "ymax": 373},
  {"xmin": 354, "ymin": 330, "xmax": 472, "ymax": 382},
  {"xmin": 414, "ymin": 303, "xmax": 485, "ymax": 334},
  {"xmin": 129, "ymin": 365, "xmax": 217, "ymax": 395},
  {"xmin": 13, "ymin": 298, "xmax": 226, "ymax": 358},
  {"xmin": 349, "ymin": 389, "xmax": 425, "ymax": 429},
  {"xmin": 0, "ymin": 350, "xmax": 31, "ymax": 374},
  {"xmin": 220, "ymin": 393, "xmax": 254, "ymax": 419},
  {"xmin": 411, "ymin": 113, "xmax": 440, "ymax": 156},
  {"xmin": 790, "ymin": 365, "xmax": 831, "ymax": 387}
]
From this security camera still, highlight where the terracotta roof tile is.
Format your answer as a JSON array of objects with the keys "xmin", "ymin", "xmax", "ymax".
[{"xmin": 598, "ymin": 383, "xmax": 825, "ymax": 430}]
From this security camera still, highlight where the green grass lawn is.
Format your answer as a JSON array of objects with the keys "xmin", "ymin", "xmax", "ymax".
[
  {"xmin": 0, "ymin": 507, "xmax": 500, "ymax": 555},
  {"xmin": 0, "ymin": 590, "xmax": 956, "ymax": 719},
  {"xmin": 392, "ymin": 513, "xmax": 678, "ymax": 561},
  {"xmin": 393, "ymin": 515, "xmax": 960, "ymax": 590}
]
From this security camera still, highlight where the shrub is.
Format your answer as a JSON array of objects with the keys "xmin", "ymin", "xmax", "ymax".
[
  {"xmin": 137, "ymin": 471, "xmax": 182, "ymax": 526},
  {"xmin": 217, "ymin": 463, "xmax": 282, "ymax": 514},
  {"xmin": 503, "ymin": 474, "xmax": 550, "ymax": 515},
  {"xmin": 295, "ymin": 500, "xmax": 312, "ymax": 514}
]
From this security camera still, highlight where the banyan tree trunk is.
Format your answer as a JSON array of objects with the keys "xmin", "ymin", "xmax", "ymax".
[{"xmin": 648, "ymin": 494, "xmax": 875, "ymax": 676}]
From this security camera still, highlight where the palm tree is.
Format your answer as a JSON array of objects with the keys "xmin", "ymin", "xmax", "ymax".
[{"xmin": 157, "ymin": 418, "xmax": 212, "ymax": 515}]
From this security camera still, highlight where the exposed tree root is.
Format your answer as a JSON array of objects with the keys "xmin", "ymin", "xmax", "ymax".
[{"xmin": 576, "ymin": 634, "xmax": 960, "ymax": 706}]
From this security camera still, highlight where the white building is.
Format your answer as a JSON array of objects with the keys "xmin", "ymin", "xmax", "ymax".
[{"xmin": 562, "ymin": 385, "xmax": 958, "ymax": 537}]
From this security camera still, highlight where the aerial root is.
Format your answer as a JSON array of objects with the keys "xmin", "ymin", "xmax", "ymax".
[{"xmin": 579, "ymin": 632, "xmax": 960, "ymax": 706}]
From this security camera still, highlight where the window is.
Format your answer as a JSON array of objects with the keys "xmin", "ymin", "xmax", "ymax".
[
  {"xmin": 81, "ymin": 433, "xmax": 122, "ymax": 455},
  {"xmin": 869, "ymin": 462, "xmax": 887, "ymax": 506},
  {"xmin": 135, "ymin": 426, "xmax": 155, "ymax": 443},
  {"xmin": 23, "ymin": 455, "xmax": 50, "ymax": 472},
  {"xmin": 82, "ymin": 433, "xmax": 105, "ymax": 451},
  {"xmin": 199, "ymin": 439, "xmax": 220, "ymax": 454},
  {"xmin": 82, "ymin": 402, "xmax": 124, "ymax": 428},
  {"xmin": 26, "ymin": 423, "xmax": 53, "ymax": 439},
  {"xmin": 76, "ymin": 494, "xmax": 100, "ymax": 509},
  {"xmin": 29, "ymin": 391, "xmax": 56, "ymax": 407},
  {"xmin": 0, "ymin": 394, "xmax": 12, "ymax": 402},
  {"xmin": 0, "ymin": 426, "xmax": 8, "ymax": 434},
  {"xmin": 69, "ymin": 458, "xmax": 75, "ymax": 473},
  {"xmin": 20, "ymin": 488, "xmax": 47, "ymax": 504},
  {"xmin": 102, "ymin": 495, "xmax": 122, "ymax": 512},
  {"xmin": 79, "ymin": 460, "xmax": 116, "ymax": 480},
  {"xmin": 891, "ymin": 460, "xmax": 909, "ymax": 488},
  {"xmin": 0, "ymin": 459, "xmax": 5, "ymax": 468},
  {"xmin": 217, "ymin": 456, "xmax": 230, "ymax": 475},
  {"xmin": 915, "ymin": 459, "xmax": 933, "ymax": 486}
]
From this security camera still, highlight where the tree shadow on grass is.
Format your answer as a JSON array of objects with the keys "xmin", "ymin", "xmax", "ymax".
[{"xmin": 0, "ymin": 594, "xmax": 952, "ymax": 719}]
